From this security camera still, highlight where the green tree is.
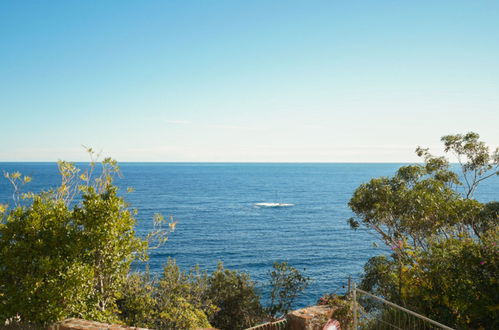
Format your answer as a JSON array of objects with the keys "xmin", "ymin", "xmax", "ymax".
[
  {"xmin": 0, "ymin": 192, "xmax": 95, "ymax": 324},
  {"xmin": 207, "ymin": 261, "xmax": 264, "ymax": 330},
  {"xmin": 118, "ymin": 260, "xmax": 264, "ymax": 330},
  {"xmin": 117, "ymin": 259, "xmax": 216, "ymax": 329},
  {"xmin": 0, "ymin": 151, "xmax": 173, "ymax": 326},
  {"xmin": 267, "ymin": 261, "xmax": 310, "ymax": 318},
  {"xmin": 116, "ymin": 272, "xmax": 156, "ymax": 327},
  {"xmin": 153, "ymin": 259, "xmax": 216, "ymax": 329},
  {"xmin": 0, "ymin": 150, "xmax": 269, "ymax": 328},
  {"xmin": 409, "ymin": 231, "xmax": 498, "ymax": 328},
  {"xmin": 348, "ymin": 132, "xmax": 499, "ymax": 329}
]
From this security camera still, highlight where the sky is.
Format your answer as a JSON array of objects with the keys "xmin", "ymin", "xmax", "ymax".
[{"xmin": 1, "ymin": 1, "xmax": 498, "ymax": 162}]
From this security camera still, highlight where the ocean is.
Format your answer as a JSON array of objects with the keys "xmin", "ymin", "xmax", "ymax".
[{"xmin": 0, "ymin": 162, "xmax": 497, "ymax": 308}]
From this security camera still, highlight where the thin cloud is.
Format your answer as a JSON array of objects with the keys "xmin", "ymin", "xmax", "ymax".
[
  {"xmin": 164, "ymin": 120, "xmax": 191, "ymax": 125},
  {"xmin": 301, "ymin": 124, "xmax": 324, "ymax": 130},
  {"xmin": 206, "ymin": 124, "xmax": 262, "ymax": 131}
]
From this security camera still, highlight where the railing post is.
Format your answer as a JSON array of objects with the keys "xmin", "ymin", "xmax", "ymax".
[
  {"xmin": 348, "ymin": 275, "xmax": 351, "ymax": 295},
  {"xmin": 352, "ymin": 282, "xmax": 357, "ymax": 330}
]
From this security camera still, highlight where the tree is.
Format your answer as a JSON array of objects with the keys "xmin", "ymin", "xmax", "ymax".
[
  {"xmin": 117, "ymin": 259, "xmax": 216, "ymax": 329},
  {"xmin": 267, "ymin": 261, "xmax": 310, "ymax": 318},
  {"xmin": 115, "ymin": 272, "xmax": 156, "ymax": 327},
  {"xmin": 0, "ymin": 151, "xmax": 173, "ymax": 325},
  {"xmin": 207, "ymin": 261, "xmax": 264, "ymax": 330},
  {"xmin": 441, "ymin": 132, "xmax": 499, "ymax": 198},
  {"xmin": 0, "ymin": 150, "xmax": 272, "ymax": 328},
  {"xmin": 348, "ymin": 132, "xmax": 498, "ymax": 329},
  {"xmin": 118, "ymin": 260, "xmax": 264, "ymax": 330}
]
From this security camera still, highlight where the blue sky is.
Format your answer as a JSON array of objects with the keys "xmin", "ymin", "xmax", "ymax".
[{"xmin": 1, "ymin": 1, "xmax": 498, "ymax": 162}]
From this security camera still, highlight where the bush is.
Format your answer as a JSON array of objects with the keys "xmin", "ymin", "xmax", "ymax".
[
  {"xmin": 349, "ymin": 132, "xmax": 499, "ymax": 329},
  {"xmin": 116, "ymin": 272, "xmax": 156, "ymax": 327},
  {"xmin": 267, "ymin": 261, "xmax": 310, "ymax": 318},
  {"xmin": 0, "ymin": 159, "xmax": 148, "ymax": 325},
  {"xmin": 118, "ymin": 260, "xmax": 264, "ymax": 330},
  {"xmin": 153, "ymin": 259, "xmax": 216, "ymax": 329},
  {"xmin": 408, "ymin": 232, "xmax": 499, "ymax": 329},
  {"xmin": 317, "ymin": 294, "xmax": 354, "ymax": 328},
  {"xmin": 0, "ymin": 153, "xmax": 178, "ymax": 326},
  {"xmin": 206, "ymin": 262, "xmax": 264, "ymax": 330},
  {"xmin": 0, "ymin": 152, "xmax": 309, "ymax": 328},
  {"xmin": 117, "ymin": 259, "xmax": 218, "ymax": 329}
]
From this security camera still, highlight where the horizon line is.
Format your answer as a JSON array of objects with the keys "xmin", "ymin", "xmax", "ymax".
[{"xmin": 0, "ymin": 160, "xmax": 428, "ymax": 164}]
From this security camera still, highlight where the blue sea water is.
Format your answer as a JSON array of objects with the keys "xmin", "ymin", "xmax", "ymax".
[{"xmin": 0, "ymin": 163, "xmax": 497, "ymax": 308}]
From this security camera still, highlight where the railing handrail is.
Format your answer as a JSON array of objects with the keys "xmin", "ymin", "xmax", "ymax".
[
  {"xmin": 355, "ymin": 287, "xmax": 455, "ymax": 330},
  {"xmin": 245, "ymin": 318, "xmax": 287, "ymax": 330}
]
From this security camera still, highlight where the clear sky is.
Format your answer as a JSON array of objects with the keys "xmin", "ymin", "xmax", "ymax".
[{"xmin": 1, "ymin": 1, "xmax": 498, "ymax": 162}]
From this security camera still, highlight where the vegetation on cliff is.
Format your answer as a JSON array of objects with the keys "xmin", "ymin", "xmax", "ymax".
[
  {"xmin": 0, "ymin": 149, "xmax": 309, "ymax": 329},
  {"xmin": 0, "ymin": 155, "xmax": 151, "ymax": 324},
  {"xmin": 348, "ymin": 132, "xmax": 499, "ymax": 329}
]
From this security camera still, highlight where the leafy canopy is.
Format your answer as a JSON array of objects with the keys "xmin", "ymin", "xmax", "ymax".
[
  {"xmin": 267, "ymin": 261, "xmax": 310, "ymax": 318},
  {"xmin": 349, "ymin": 132, "xmax": 498, "ymax": 250},
  {"xmin": 348, "ymin": 132, "xmax": 498, "ymax": 329},
  {"xmin": 0, "ymin": 150, "xmax": 174, "ymax": 325},
  {"xmin": 117, "ymin": 260, "xmax": 265, "ymax": 330}
]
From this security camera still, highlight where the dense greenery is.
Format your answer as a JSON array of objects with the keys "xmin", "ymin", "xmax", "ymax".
[
  {"xmin": 267, "ymin": 261, "xmax": 310, "ymax": 318},
  {"xmin": 118, "ymin": 261, "xmax": 310, "ymax": 330},
  {"xmin": 0, "ymin": 152, "xmax": 309, "ymax": 328},
  {"xmin": 117, "ymin": 259, "xmax": 216, "ymax": 329},
  {"xmin": 207, "ymin": 261, "xmax": 265, "ymax": 329},
  {"xmin": 317, "ymin": 294, "xmax": 354, "ymax": 328},
  {"xmin": 348, "ymin": 132, "xmax": 498, "ymax": 329},
  {"xmin": 0, "ymin": 157, "xmax": 150, "ymax": 324}
]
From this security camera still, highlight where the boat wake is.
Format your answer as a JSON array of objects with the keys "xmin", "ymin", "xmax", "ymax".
[{"xmin": 254, "ymin": 202, "xmax": 294, "ymax": 208}]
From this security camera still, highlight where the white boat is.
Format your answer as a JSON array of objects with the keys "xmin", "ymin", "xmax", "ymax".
[{"xmin": 254, "ymin": 202, "xmax": 294, "ymax": 208}]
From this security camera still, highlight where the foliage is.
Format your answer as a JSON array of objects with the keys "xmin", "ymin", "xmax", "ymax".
[
  {"xmin": 207, "ymin": 261, "xmax": 264, "ymax": 330},
  {"xmin": 357, "ymin": 234, "xmax": 498, "ymax": 329},
  {"xmin": 348, "ymin": 132, "xmax": 498, "ymax": 250},
  {"xmin": 115, "ymin": 272, "xmax": 156, "ymax": 327},
  {"xmin": 1, "ymin": 149, "xmax": 309, "ymax": 328},
  {"xmin": 441, "ymin": 132, "xmax": 499, "ymax": 198},
  {"xmin": 118, "ymin": 260, "xmax": 264, "ymax": 330},
  {"xmin": 153, "ymin": 259, "xmax": 216, "ymax": 329},
  {"xmin": 0, "ymin": 151, "xmax": 174, "ymax": 326},
  {"xmin": 119, "ymin": 260, "xmax": 313, "ymax": 330},
  {"xmin": 317, "ymin": 294, "xmax": 354, "ymax": 328},
  {"xmin": 267, "ymin": 261, "xmax": 310, "ymax": 318},
  {"xmin": 358, "ymin": 256, "xmax": 400, "ymax": 304},
  {"xmin": 0, "ymin": 195, "xmax": 95, "ymax": 324},
  {"xmin": 348, "ymin": 132, "xmax": 499, "ymax": 329},
  {"xmin": 117, "ymin": 262, "xmax": 216, "ymax": 329},
  {"xmin": 409, "ymin": 231, "xmax": 498, "ymax": 328},
  {"xmin": 0, "ymin": 149, "xmax": 296, "ymax": 328}
]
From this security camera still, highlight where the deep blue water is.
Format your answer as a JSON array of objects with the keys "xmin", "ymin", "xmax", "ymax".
[{"xmin": 0, "ymin": 163, "xmax": 497, "ymax": 308}]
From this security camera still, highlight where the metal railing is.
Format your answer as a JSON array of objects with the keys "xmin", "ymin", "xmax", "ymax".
[
  {"xmin": 352, "ymin": 282, "xmax": 454, "ymax": 330},
  {"xmin": 245, "ymin": 318, "xmax": 288, "ymax": 330}
]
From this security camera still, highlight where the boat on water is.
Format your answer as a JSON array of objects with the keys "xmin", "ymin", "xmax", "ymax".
[{"xmin": 254, "ymin": 202, "xmax": 294, "ymax": 208}]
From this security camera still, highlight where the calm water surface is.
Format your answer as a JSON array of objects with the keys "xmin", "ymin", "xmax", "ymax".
[{"xmin": 0, "ymin": 163, "xmax": 497, "ymax": 308}]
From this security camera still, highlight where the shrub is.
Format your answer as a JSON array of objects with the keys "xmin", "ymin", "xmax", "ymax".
[
  {"xmin": 318, "ymin": 294, "xmax": 354, "ymax": 329},
  {"xmin": 117, "ymin": 260, "xmax": 216, "ymax": 329},
  {"xmin": 118, "ymin": 260, "xmax": 264, "ymax": 330},
  {"xmin": 207, "ymin": 261, "xmax": 264, "ymax": 330},
  {"xmin": 267, "ymin": 261, "xmax": 310, "ymax": 318},
  {"xmin": 0, "ymin": 155, "xmax": 165, "ymax": 325},
  {"xmin": 153, "ymin": 259, "xmax": 216, "ymax": 329},
  {"xmin": 348, "ymin": 132, "xmax": 499, "ymax": 329},
  {"xmin": 116, "ymin": 272, "xmax": 156, "ymax": 327}
]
